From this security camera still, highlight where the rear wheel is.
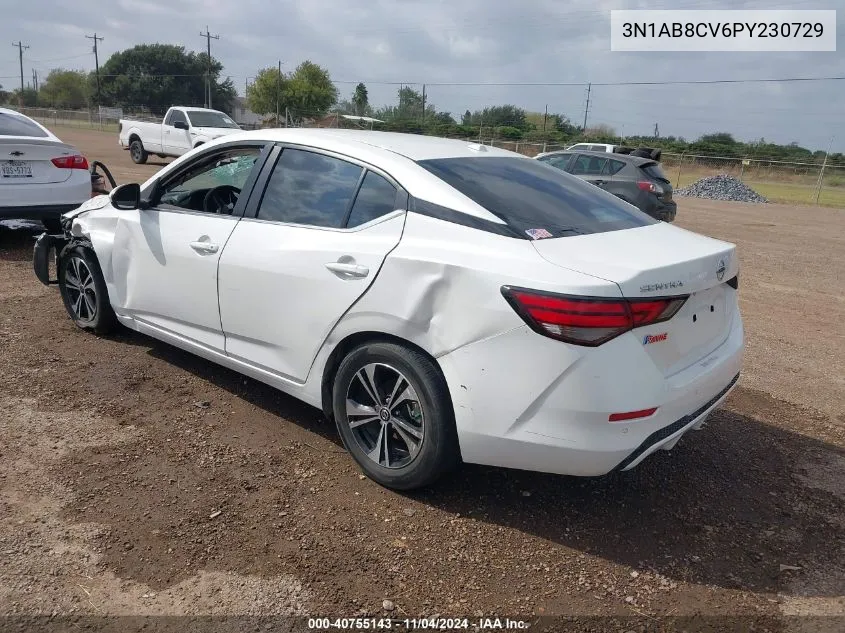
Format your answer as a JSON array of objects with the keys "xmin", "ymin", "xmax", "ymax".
[
  {"xmin": 58, "ymin": 245, "xmax": 118, "ymax": 334},
  {"xmin": 129, "ymin": 139, "xmax": 148, "ymax": 164},
  {"xmin": 332, "ymin": 342, "xmax": 460, "ymax": 490}
]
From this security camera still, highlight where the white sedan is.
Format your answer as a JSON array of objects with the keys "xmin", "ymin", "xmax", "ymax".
[
  {"xmin": 33, "ymin": 129, "xmax": 744, "ymax": 490},
  {"xmin": 1, "ymin": 108, "xmax": 91, "ymax": 231}
]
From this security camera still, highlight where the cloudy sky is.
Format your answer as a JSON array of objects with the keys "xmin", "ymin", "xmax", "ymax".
[{"xmin": 2, "ymin": 0, "xmax": 843, "ymax": 151}]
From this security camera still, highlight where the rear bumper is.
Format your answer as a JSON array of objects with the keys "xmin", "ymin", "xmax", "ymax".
[
  {"xmin": 650, "ymin": 199, "xmax": 677, "ymax": 222},
  {"xmin": 1, "ymin": 203, "xmax": 81, "ymax": 221},
  {"xmin": 438, "ymin": 308, "xmax": 744, "ymax": 477}
]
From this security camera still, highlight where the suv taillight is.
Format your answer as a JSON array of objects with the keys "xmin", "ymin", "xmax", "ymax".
[
  {"xmin": 501, "ymin": 286, "xmax": 687, "ymax": 346},
  {"xmin": 51, "ymin": 155, "xmax": 89, "ymax": 170}
]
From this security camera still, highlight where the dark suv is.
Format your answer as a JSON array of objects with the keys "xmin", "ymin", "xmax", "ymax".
[{"xmin": 535, "ymin": 150, "xmax": 676, "ymax": 222}]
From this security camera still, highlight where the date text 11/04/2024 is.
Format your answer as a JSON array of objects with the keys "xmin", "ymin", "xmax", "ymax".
[{"xmin": 307, "ymin": 618, "xmax": 530, "ymax": 630}]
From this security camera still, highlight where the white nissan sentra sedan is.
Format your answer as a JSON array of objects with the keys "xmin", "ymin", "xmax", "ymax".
[{"xmin": 33, "ymin": 129, "xmax": 743, "ymax": 490}]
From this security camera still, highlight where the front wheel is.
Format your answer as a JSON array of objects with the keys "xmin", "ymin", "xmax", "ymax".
[
  {"xmin": 58, "ymin": 245, "xmax": 118, "ymax": 334},
  {"xmin": 332, "ymin": 342, "xmax": 460, "ymax": 490},
  {"xmin": 129, "ymin": 139, "xmax": 148, "ymax": 164}
]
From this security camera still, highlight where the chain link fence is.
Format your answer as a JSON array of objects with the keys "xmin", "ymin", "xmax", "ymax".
[
  {"xmin": 8, "ymin": 106, "xmax": 844, "ymax": 207},
  {"xmin": 661, "ymin": 153, "xmax": 845, "ymax": 207}
]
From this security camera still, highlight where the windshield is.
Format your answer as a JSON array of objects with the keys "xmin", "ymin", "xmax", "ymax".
[
  {"xmin": 185, "ymin": 111, "xmax": 241, "ymax": 129},
  {"xmin": 417, "ymin": 156, "xmax": 657, "ymax": 238},
  {"xmin": 0, "ymin": 112, "xmax": 49, "ymax": 137}
]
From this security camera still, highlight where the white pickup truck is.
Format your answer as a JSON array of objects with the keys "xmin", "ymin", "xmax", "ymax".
[{"xmin": 118, "ymin": 106, "xmax": 242, "ymax": 164}]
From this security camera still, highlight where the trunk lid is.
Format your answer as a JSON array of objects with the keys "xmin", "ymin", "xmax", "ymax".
[
  {"xmin": 532, "ymin": 222, "xmax": 739, "ymax": 375},
  {"xmin": 0, "ymin": 138, "xmax": 75, "ymax": 185}
]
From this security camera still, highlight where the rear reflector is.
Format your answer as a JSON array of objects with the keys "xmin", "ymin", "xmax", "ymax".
[
  {"xmin": 501, "ymin": 286, "xmax": 687, "ymax": 346},
  {"xmin": 51, "ymin": 155, "xmax": 89, "ymax": 170},
  {"xmin": 609, "ymin": 407, "xmax": 658, "ymax": 422}
]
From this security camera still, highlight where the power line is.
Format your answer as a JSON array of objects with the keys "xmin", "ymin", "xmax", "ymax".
[
  {"xmin": 85, "ymin": 33, "xmax": 104, "ymax": 108},
  {"xmin": 331, "ymin": 75, "xmax": 845, "ymax": 87},
  {"xmin": 11, "ymin": 41, "xmax": 29, "ymax": 104},
  {"xmin": 199, "ymin": 26, "xmax": 220, "ymax": 109}
]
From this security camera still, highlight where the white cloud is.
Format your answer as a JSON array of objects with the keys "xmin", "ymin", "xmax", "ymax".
[{"xmin": 1, "ymin": 0, "xmax": 843, "ymax": 150}]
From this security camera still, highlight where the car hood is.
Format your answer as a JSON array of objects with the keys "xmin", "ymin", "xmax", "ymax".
[{"xmin": 192, "ymin": 127, "xmax": 241, "ymax": 138}]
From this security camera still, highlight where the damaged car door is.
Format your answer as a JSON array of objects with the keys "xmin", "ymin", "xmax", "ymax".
[{"xmin": 109, "ymin": 142, "xmax": 269, "ymax": 351}]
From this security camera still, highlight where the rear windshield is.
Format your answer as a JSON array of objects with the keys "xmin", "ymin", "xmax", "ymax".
[
  {"xmin": 185, "ymin": 111, "xmax": 240, "ymax": 129},
  {"xmin": 640, "ymin": 162, "xmax": 670, "ymax": 183},
  {"xmin": 417, "ymin": 156, "xmax": 657, "ymax": 238},
  {"xmin": 0, "ymin": 112, "xmax": 49, "ymax": 137}
]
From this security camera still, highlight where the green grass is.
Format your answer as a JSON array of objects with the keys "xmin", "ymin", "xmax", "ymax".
[{"xmin": 671, "ymin": 168, "xmax": 845, "ymax": 208}]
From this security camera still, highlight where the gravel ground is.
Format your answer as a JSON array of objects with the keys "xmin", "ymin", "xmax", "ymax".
[
  {"xmin": 676, "ymin": 174, "xmax": 769, "ymax": 203},
  {"xmin": 0, "ymin": 127, "xmax": 844, "ymax": 632}
]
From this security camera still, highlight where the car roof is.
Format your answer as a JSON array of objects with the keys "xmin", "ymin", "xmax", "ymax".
[
  {"xmin": 216, "ymin": 128, "xmax": 522, "ymax": 162},
  {"xmin": 559, "ymin": 149, "xmax": 655, "ymax": 165}
]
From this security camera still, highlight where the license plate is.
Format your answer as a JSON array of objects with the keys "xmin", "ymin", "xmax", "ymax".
[{"xmin": 1, "ymin": 160, "xmax": 32, "ymax": 178}]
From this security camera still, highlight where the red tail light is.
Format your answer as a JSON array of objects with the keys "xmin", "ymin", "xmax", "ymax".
[
  {"xmin": 501, "ymin": 286, "xmax": 687, "ymax": 346},
  {"xmin": 609, "ymin": 408, "xmax": 658, "ymax": 422},
  {"xmin": 637, "ymin": 181, "xmax": 658, "ymax": 193},
  {"xmin": 51, "ymin": 155, "xmax": 89, "ymax": 170}
]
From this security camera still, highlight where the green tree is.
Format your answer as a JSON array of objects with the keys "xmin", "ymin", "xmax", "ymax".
[
  {"xmin": 12, "ymin": 88, "xmax": 38, "ymax": 107},
  {"xmin": 247, "ymin": 61, "xmax": 337, "ymax": 122},
  {"xmin": 39, "ymin": 69, "xmax": 88, "ymax": 109},
  {"xmin": 246, "ymin": 67, "xmax": 287, "ymax": 117},
  {"xmin": 352, "ymin": 82, "xmax": 369, "ymax": 115},
  {"xmin": 285, "ymin": 61, "xmax": 338, "ymax": 120},
  {"xmin": 96, "ymin": 44, "xmax": 236, "ymax": 114}
]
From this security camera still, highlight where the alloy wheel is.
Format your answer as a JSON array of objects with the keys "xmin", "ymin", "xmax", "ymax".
[
  {"xmin": 345, "ymin": 363, "xmax": 425, "ymax": 469},
  {"xmin": 64, "ymin": 256, "xmax": 98, "ymax": 324}
]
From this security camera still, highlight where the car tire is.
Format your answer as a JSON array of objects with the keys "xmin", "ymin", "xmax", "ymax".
[
  {"xmin": 58, "ymin": 244, "xmax": 118, "ymax": 335},
  {"xmin": 129, "ymin": 139, "xmax": 148, "ymax": 164},
  {"xmin": 332, "ymin": 342, "xmax": 460, "ymax": 490}
]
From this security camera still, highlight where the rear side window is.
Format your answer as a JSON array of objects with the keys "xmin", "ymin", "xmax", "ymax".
[
  {"xmin": 603, "ymin": 159, "xmax": 626, "ymax": 175},
  {"xmin": 257, "ymin": 148, "xmax": 362, "ymax": 227},
  {"xmin": 0, "ymin": 112, "xmax": 49, "ymax": 137},
  {"xmin": 590, "ymin": 145, "xmax": 608, "ymax": 152},
  {"xmin": 417, "ymin": 156, "xmax": 656, "ymax": 238},
  {"xmin": 640, "ymin": 162, "xmax": 670, "ymax": 183},
  {"xmin": 347, "ymin": 171, "xmax": 397, "ymax": 227}
]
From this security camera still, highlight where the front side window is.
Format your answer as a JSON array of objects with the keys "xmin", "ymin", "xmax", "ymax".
[
  {"xmin": 169, "ymin": 110, "xmax": 188, "ymax": 127},
  {"xmin": 417, "ymin": 156, "xmax": 656, "ymax": 238},
  {"xmin": 257, "ymin": 149, "xmax": 363, "ymax": 227},
  {"xmin": 157, "ymin": 146, "xmax": 262, "ymax": 212}
]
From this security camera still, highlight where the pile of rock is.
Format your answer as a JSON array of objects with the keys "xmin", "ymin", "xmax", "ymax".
[{"xmin": 675, "ymin": 174, "xmax": 768, "ymax": 203}]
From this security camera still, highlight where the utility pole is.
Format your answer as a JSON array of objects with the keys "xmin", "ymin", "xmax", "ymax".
[
  {"xmin": 814, "ymin": 136, "xmax": 835, "ymax": 204},
  {"xmin": 543, "ymin": 104, "xmax": 548, "ymax": 132},
  {"xmin": 421, "ymin": 84, "xmax": 426, "ymax": 122},
  {"xmin": 276, "ymin": 60, "xmax": 281, "ymax": 126},
  {"xmin": 31, "ymin": 68, "xmax": 38, "ymax": 92},
  {"xmin": 85, "ymin": 33, "xmax": 104, "ymax": 108},
  {"xmin": 582, "ymin": 82, "xmax": 591, "ymax": 132},
  {"xmin": 199, "ymin": 26, "xmax": 219, "ymax": 108},
  {"xmin": 654, "ymin": 122, "xmax": 659, "ymax": 138},
  {"xmin": 12, "ymin": 41, "xmax": 29, "ymax": 106}
]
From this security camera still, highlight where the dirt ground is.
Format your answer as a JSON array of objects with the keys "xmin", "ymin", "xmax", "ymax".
[{"xmin": 1, "ymin": 126, "xmax": 844, "ymax": 631}]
